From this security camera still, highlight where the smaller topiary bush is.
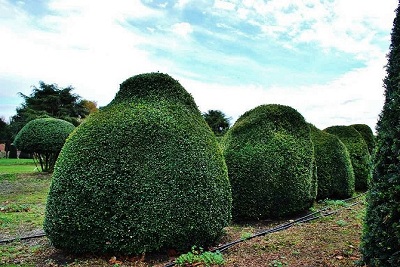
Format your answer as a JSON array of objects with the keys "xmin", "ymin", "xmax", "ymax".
[
  {"xmin": 223, "ymin": 104, "xmax": 316, "ymax": 220},
  {"xmin": 324, "ymin": 125, "xmax": 371, "ymax": 191},
  {"xmin": 309, "ymin": 124, "xmax": 355, "ymax": 199},
  {"xmin": 351, "ymin": 124, "xmax": 375, "ymax": 155},
  {"xmin": 13, "ymin": 118, "xmax": 75, "ymax": 172}
]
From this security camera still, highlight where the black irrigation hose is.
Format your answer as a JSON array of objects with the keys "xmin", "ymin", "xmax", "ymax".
[
  {"xmin": 164, "ymin": 193, "xmax": 366, "ymax": 267},
  {"xmin": 0, "ymin": 231, "xmax": 46, "ymax": 244}
]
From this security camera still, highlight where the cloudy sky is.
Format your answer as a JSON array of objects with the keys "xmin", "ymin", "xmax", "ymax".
[{"xmin": 0, "ymin": 0, "xmax": 397, "ymax": 131}]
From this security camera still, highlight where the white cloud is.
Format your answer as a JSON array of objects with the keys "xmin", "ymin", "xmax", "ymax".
[
  {"xmin": 171, "ymin": 22, "xmax": 193, "ymax": 37},
  {"xmin": 0, "ymin": 0, "xmax": 162, "ymax": 107},
  {"xmin": 214, "ymin": 0, "xmax": 236, "ymax": 11},
  {"xmin": 183, "ymin": 54, "xmax": 387, "ymax": 132},
  {"xmin": 0, "ymin": 0, "xmax": 396, "ymax": 131}
]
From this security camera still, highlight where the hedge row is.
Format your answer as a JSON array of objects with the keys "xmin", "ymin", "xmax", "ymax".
[{"xmin": 43, "ymin": 72, "xmax": 374, "ymax": 255}]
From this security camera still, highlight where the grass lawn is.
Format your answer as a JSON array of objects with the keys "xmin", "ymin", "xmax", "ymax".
[
  {"xmin": 0, "ymin": 159, "xmax": 39, "ymax": 174},
  {"xmin": 0, "ymin": 164, "xmax": 367, "ymax": 266}
]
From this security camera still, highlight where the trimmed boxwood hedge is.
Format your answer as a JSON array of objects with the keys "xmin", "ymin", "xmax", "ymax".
[
  {"xmin": 324, "ymin": 125, "xmax": 371, "ymax": 191},
  {"xmin": 309, "ymin": 124, "xmax": 355, "ymax": 199},
  {"xmin": 13, "ymin": 118, "xmax": 75, "ymax": 171},
  {"xmin": 351, "ymin": 124, "xmax": 375, "ymax": 155},
  {"xmin": 44, "ymin": 73, "xmax": 232, "ymax": 255},
  {"xmin": 223, "ymin": 104, "xmax": 316, "ymax": 220}
]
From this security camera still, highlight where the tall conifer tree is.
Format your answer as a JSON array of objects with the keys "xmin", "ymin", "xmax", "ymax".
[{"xmin": 362, "ymin": 2, "xmax": 400, "ymax": 266}]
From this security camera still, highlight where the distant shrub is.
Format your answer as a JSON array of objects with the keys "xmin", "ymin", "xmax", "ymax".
[
  {"xmin": 8, "ymin": 144, "xmax": 17, "ymax": 159},
  {"xmin": 13, "ymin": 118, "xmax": 75, "ymax": 172},
  {"xmin": 309, "ymin": 124, "xmax": 355, "ymax": 199},
  {"xmin": 223, "ymin": 104, "xmax": 316, "ymax": 220},
  {"xmin": 324, "ymin": 125, "xmax": 371, "ymax": 191},
  {"xmin": 351, "ymin": 124, "xmax": 375, "ymax": 155},
  {"xmin": 44, "ymin": 73, "xmax": 232, "ymax": 255}
]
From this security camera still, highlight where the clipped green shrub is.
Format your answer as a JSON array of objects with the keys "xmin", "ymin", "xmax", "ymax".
[
  {"xmin": 223, "ymin": 104, "xmax": 316, "ymax": 220},
  {"xmin": 309, "ymin": 124, "xmax": 355, "ymax": 199},
  {"xmin": 13, "ymin": 118, "xmax": 75, "ymax": 172},
  {"xmin": 44, "ymin": 73, "xmax": 232, "ymax": 255},
  {"xmin": 324, "ymin": 125, "xmax": 371, "ymax": 191},
  {"xmin": 351, "ymin": 124, "xmax": 375, "ymax": 155},
  {"xmin": 362, "ymin": 4, "xmax": 400, "ymax": 265}
]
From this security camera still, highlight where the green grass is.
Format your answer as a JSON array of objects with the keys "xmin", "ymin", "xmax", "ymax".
[
  {"xmin": 0, "ymin": 159, "xmax": 39, "ymax": 174},
  {"xmin": 0, "ymin": 173, "xmax": 51, "ymax": 236}
]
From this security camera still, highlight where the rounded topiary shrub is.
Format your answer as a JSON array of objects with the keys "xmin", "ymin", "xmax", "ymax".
[
  {"xmin": 14, "ymin": 118, "xmax": 75, "ymax": 171},
  {"xmin": 223, "ymin": 104, "xmax": 316, "ymax": 220},
  {"xmin": 44, "ymin": 73, "xmax": 232, "ymax": 255},
  {"xmin": 324, "ymin": 125, "xmax": 371, "ymax": 191},
  {"xmin": 351, "ymin": 124, "xmax": 375, "ymax": 155},
  {"xmin": 309, "ymin": 124, "xmax": 355, "ymax": 199}
]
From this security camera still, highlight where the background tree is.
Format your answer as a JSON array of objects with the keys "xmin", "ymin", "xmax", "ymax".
[
  {"xmin": 9, "ymin": 81, "xmax": 90, "ymax": 138},
  {"xmin": 0, "ymin": 117, "xmax": 11, "ymax": 142},
  {"xmin": 0, "ymin": 117, "xmax": 12, "ymax": 158},
  {"xmin": 362, "ymin": 2, "xmax": 400, "ymax": 266},
  {"xmin": 202, "ymin": 109, "xmax": 230, "ymax": 136},
  {"xmin": 81, "ymin": 100, "xmax": 99, "ymax": 114}
]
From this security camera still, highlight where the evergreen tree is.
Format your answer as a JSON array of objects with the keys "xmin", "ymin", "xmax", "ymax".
[
  {"xmin": 202, "ymin": 110, "xmax": 230, "ymax": 136},
  {"xmin": 9, "ymin": 81, "xmax": 89, "ymax": 137},
  {"xmin": 362, "ymin": 2, "xmax": 400, "ymax": 266}
]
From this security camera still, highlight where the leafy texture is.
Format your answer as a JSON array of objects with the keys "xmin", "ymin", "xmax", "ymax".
[
  {"xmin": 324, "ymin": 125, "xmax": 371, "ymax": 191},
  {"xmin": 362, "ymin": 2, "xmax": 400, "ymax": 266},
  {"xmin": 223, "ymin": 104, "xmax": 316, "ymax": 220},
  {"xmin": 13, "ymin": 118, "xmax": 75, "ymax": 172},
  {"xmin": 309, "ymin": 124, "xmax": 355, "ymax": 200},
  {"xmin": 44, "ymin": 72, "xmax": 232, "ymax": 255},
  {"xmin": 202, "ymin": 110, "xmax": 230, "ymax": 136},
  {"xmin": 351, "ymin": 124, "xmax": 375, "ymax": 155}
]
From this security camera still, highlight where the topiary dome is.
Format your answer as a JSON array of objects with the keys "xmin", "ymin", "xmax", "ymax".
[
  {"xmin": 324, "ymin": 125, "xmax": 371, "ymax": 191},
  {"xmin": 13, "ymin": 117, "xmax": 75, "ymax": 172},
  {"xmin": 223, "ymin": 104, "xmax": 316, "ymax": 220},
  {"xmin": 351, "ymin": 124, "xmax": 375, "ymax": 155},
  {"xmin": 44, "ymin": 73, "xmax": 232, "ymax": 254},
  {"xmin": 309, "ymin": 124, "xmax": 355, "ymax": 199},
  {"xmin": 14, "ymin": 117, "xmax": 75, "ymax": 153}
]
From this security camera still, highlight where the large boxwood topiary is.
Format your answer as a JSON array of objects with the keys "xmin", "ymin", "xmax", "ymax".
[
  {"xmin": 13, "ymin": 118, "xmax": 75, "ymax": 172},
  {"xmin": 44, "ymin": 72, "xmax": 232, "ymax": 255},
  {"xmin": 324, "ymin": 125, "xmax": 371, "ymax": 191},
  {"xmin": 351, "ymin": 124, "xmax": 376, "ymax": 155},
  {"xmin": 309, "ymin": 124, "xmax": 355, "ymax": 199},
  {"xmin": 223, "ymin": 104, "xmax": 316, "ymax": 220}
]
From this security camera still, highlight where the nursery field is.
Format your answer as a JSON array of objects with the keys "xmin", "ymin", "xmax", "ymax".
[{"xmin": 0, "ymin": 167, "xmax": 367, "ymax": 267}]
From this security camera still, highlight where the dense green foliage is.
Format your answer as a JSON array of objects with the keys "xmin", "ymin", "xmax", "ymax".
[
  {"xmin": 0, "ymin": 117, "xmax": 11, "ymax": 142},
  {"xmin": 223, "ymin": 104, "xmax": 316, "ymax": 220},
  {"xmin": 351, "ymin": 124, "xmax": 375, "ymax": 155},
  {"xmin": 13, "ymin": 118, "xmax": 75, "ymax": 172},
  {"xmin": 44, "ymin": 73, "xmax": 232, "ymax": 255},
  {"xmin": 324, "ymin": 126, "xmax": 371, "ymax": 191},
  {"xmin": 362, "ymin": 3, "xmax": 400, "ymax": 266},
  {"xmin": 202, "ymin": 110, "xmax": 230, "ymax": 136},
  {"xmin": 9, "ymin": 81, "xmax": 89, "ymax": 138},
  {"xmin": 309, "ymin": 124, "xmax": 355, "ymax": 199}
]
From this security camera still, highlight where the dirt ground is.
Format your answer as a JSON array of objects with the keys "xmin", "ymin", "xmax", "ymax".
[{"xmin": 1, "ymin": 198, "xmax": 366, "ymax": 267}]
